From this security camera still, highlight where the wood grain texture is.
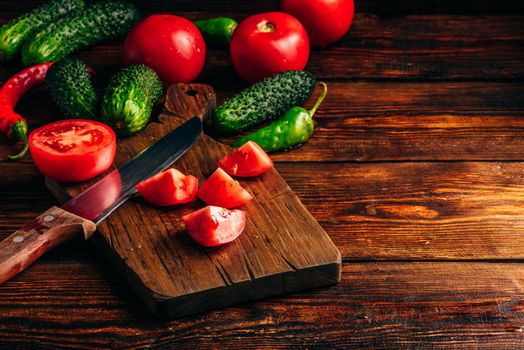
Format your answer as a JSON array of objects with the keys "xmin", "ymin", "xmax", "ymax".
[
  {"xmin": 279, "ymin": 161, "xmax": 524, "ymax": 260},
  {"xmin": 1, "ymin": 262, "xmax": 524, "ymax": 349},
  {"xmin": 7, "ymin": 161, "xmax": 524, "ymax": 261},
  {"xmin": 79, "ymin": 14, "xmax": 524, "ymax": 81},
  {"xmin": 220, "ymin": 82, "xmax": 524, "ymax": 162},
  {"xmin": 46, "ymin": 84, "xmax": 340, "ymax": 318},
  {"xmin": 3, "ymin": 0, "xmax": 524, "ymax": 16},
  {"xmin": 3, "ymin": 81, "xmax": 524, "ymax": 163},
  {"xmin": 1, "ymin": 14, "xmax": 522, "ymax": 82},
  {"xmin": 0, "ymin": 0, "xmax": 523, "ymax": 347},
  {"xmin": 0, "ymin": 206, "xmax": 95, "ymax": 285}
]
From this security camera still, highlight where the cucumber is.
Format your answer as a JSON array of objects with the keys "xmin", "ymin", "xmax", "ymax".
[
  {"xmin": 210, "ymin": 70, "xmax": 316, "ymax": 135},
  {"xmin": 46, "ymin": 58, "xmax": 98, "ymax": 119},
  {"xmin": 0, "ymin": 0, "xmax": 85, "ymax": 62},
  {"xmin": 21, "ymin": 1, "xmax": 140, "ymax": 66},
  {"xmin": 101, "ymin": 65, "xmax": 163, "ymax": 137},
  {"xmin": 194, "ymin": 17, "xmax": 238, "ymax": 48}
]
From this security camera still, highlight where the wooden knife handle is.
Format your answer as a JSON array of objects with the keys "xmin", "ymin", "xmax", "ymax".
[{"xmin": 0, "ymin": 206, "xmax": 96, "ymax": 285}]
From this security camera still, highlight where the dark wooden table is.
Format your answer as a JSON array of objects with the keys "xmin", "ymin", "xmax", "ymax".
[{"xmin": 1, "ymin": 0, "xmax": 524, "ymax": 348}]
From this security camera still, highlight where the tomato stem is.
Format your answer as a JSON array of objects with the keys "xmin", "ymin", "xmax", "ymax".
[
  {"xmin": 258, "ymin": 21, "xmax": 276, "ymax": 33},
  {"xmin": 309, "ymin": 82, "xmax": 328, "ymax": 118}
]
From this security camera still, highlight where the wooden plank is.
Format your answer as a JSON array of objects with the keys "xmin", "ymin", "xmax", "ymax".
[
  {"xmin": 1, "ymin": 14, "xmax": 522, "ymax": 81},
  {"xmin": 211, "ymin": 81, "xmax": 524, "ymax": 118},
  {"xmin": 1, "ymin": 261, "xmax": 524, "ymax": 348},
  {"xmin": 3, "ymin": 81, "xmax": 524, "ymax": 163},
  {"xmin": 279, "ymin": 161, "xmax": 524, "ymax": 260},
  {"xmin": 6, "ymin": 160, "xmax": 524, "ymax": 261},
  {"xmin": 2, "ymin": 0, "xmax": 524, "ymax": 18},
  {"xmin": 356, "ymin": 0, "xmax": 524, "ymax": 16},
  {"xmin": 309, "ymin": 14, "xmax": 524, "ymax": 80},
  {"xmin": 45, "ymin": 84, "xmax": 340, "ymax": 318},
  {"xmin": 218, "ymin": 81, "xmax": 524, "ymax": 162},
  {"xmin": 75, "ymin": 14, "xmax": 524, "ymax": 81},
  {"xmin": 0, "ymin": 0, "xmax": 522, "ymax": 348}
]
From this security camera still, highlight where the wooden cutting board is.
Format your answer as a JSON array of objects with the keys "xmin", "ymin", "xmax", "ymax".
[{"xmin": 46, "ymin": 84, "xmax": 341, "ymax": 319}]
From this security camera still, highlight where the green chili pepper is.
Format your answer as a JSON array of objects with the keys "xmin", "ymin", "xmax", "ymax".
[
  {"xmin": 194, "ymin": 17, "xmax": 238, "ymax": 48},
  {"xmin": 233, "ymin": 82, "xmax": 328, "ymax": 152}
]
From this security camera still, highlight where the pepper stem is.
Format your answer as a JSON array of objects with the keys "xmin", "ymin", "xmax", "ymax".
[
  {"xmin": 7, "ymin": 135, "xmax": 28, "ymax": 160},
  {"xmin": 7, "ymin": 120, "xmax": 29, "ymax": 160},
  {"xmin": 309, "ymin": 82, "xmax": 328, "ymax": 117}
]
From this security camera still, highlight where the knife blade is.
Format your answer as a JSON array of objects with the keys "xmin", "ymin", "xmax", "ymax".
[
  {"xmin": 62, "ymin": 117, "xmax": 202, "ymax": 226},
  {"xmin": 0, "ymin": 117, "xmax": 202, "ymax": 285}
]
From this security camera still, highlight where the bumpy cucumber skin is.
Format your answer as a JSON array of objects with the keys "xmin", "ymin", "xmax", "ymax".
[
  {"xmin": 46, "ymin": 58, "xmax": 98, "ymax": 119},
  {"xmin": 21, "ymin": 1, "xmax": 140, "ymax": 66},
  {"xmin": 194, "ymin": 17, "xmax": 238, "ymax": 47},
  {"xmin": 210, "ymin": 70, "xmax": 316, "ymax": 135},
  {"xmin": 101, "ymin": 65, "xmax": 163, "ymax": 137},
  {"xmin": 0, "ymin": 0, "xmax": 85, "ymax": 62}
]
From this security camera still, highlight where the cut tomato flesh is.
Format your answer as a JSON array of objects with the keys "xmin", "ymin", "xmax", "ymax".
[
  {"xmin": 31, "ymin": 120, "xmax": 114, "ymax": 155},
  {"xmin": 218, "ymin": 141, "xmax": 273, "ymax": 177},
  {"xmin": 28, "ymin": 119, "xmax": 116, "ymax": 182},
  {"xmin": 197, "ymin": 168, "xmax": 253, "ymax": 208},
  {"xmin": 136, "ymin": 168, "xmax": 198, "ymax": 206},
  {"xmin": 42, "ymin": 128, "xmax": 104, "ymax": 153},
  {"xmin": 183, "ymin": 206, "xmax": 246, "ymax": 247}
]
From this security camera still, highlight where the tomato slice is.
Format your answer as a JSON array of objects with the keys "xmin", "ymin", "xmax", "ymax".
[
  {"xmin": 218, "ymin": 141, "xmax": 274, "ymax": 177},
  {"xmin": 29, "ymin": 119, "xmax": 116, "ymax": 182},
  {"xmin": 183, "ymin": 206, "xmax": 246, "ymax": 247},
  {"xmin": 136, "ymin": 168, "xmax": 198, "ymax": 206},
  {"xmin": 197, "ymin": 168, "xmax": 253, "ymax": 208}
]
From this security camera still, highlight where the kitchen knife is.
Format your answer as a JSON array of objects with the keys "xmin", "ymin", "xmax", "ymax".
[{"xmin": 0, "ymin": 117, "xmax": 203, "ymax": 285}]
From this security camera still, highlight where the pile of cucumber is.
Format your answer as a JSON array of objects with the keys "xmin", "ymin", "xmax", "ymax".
[
  {"xmin": 0, "ymin": 0, "xmax": 139, "ymax": 65},
  {"xmin": 46, "ymin": 58, "xmax": 162, "ymax": 137},
  {"xmin": 0, "ymin": 0, "xmax": 163, "ymax": 137},
  {"xmin": 0, "ymin": 0, "xmax": 324, "ymax": 149}
]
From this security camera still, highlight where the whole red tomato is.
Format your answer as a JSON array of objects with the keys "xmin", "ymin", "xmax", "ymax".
[
  {"xmin": 124, "ymin": 15, "xmax": 206, "ymax": 85},
  {"xmin": 281, "ymin": 0, "xmax": 354, "ymax": 47},
  {"xmin": 230, "ymin": 12, "xmax": 310, "ymax": 82}
]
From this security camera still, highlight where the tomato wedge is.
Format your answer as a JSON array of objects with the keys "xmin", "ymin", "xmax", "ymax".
[
  {"xmin": 136, "ymin": 168, "xmax": 198, "ymax": 206},
  {"xmin": 29, "ymin": 119, "xmax": 116, "ymax": 182},
  {"xmin": 218, "ymin": 141, "xmax": 274, "ymax": 177},
  {"xmin": 197, "ymin": 168, "xmax": 253, "ymax": 208},
  {"xmin": 183, "ymin": 206, "xmax": 246, "ymax": 247}
]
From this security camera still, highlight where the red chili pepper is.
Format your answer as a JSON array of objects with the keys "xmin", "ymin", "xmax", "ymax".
[{"xmin": 0, "ymin": 62, "xmax": 53, "ymax": 160}]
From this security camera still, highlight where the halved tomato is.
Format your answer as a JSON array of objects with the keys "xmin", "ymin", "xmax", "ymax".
[
  {"xmin": 28, "ymin": 119, "xmax": 116, "ymax": 182},
  {"xmin": 183, "ymin": 206, "xmax": 246, "ymax": 247},
  {"xmin": 197, "ymin": 168, "xmax": 253, "ymax": 208},
  {"xmin": 218, "ymin": 141, "xmax": 274, "ymax": 177},
  {"xmin": 136, "ymin": 168, "xmax": 198, "ymax": 206}
]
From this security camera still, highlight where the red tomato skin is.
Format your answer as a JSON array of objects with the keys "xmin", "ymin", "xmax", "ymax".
[
  {"xmin": 197, "ymin": 168, "xmax": 253, "ymax": 208},
  {"xmin": 29, "ymin": 120, "xmax": 116, "ymax": 182},
  {"xmin": 230, "ymin": 12, "xmax": 310, "ymax": 82},
  {"xmin": 281, "ymin": 0, "xmax": 354, "ymax": 47},
  {"xmin": 136, "ymin": 168, "xmax": 198, "ymax": 206},
  {"xmin": 124, "ymin": 14, "xmax": 206, "ymax": 85},
  {"xmin": 218, "ymin": 141, "xmax": 274, "ymax": 177},
  {"xmin": 183, "ymin": 206, "xmax": 246, "ymax": 247}
]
